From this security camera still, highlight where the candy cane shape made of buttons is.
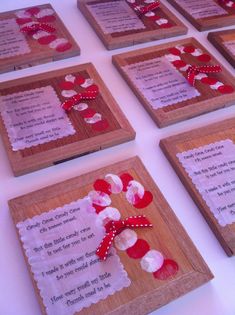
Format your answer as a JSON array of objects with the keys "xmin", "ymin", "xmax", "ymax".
[
  {"xmin": 15, "ymin": 7, "xmax": 72, "ymax": 52},
  {"xmin": 60, "ymin": 74, "xmax": 110, "ymax": 132},
  {"xmin": 165, "ymin": 45, "xmax": 234, "ymax": 94},
  {"xmin": 126, "ymin": 0, "xmax": 173, "ymax": 28},
  {"xmin": 90, "ymin": 172, "xmax": 179, "ymax": 280}
]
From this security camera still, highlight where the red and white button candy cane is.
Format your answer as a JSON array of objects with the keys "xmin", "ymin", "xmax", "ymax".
[
  {"xmin": 126, "ymin": 0, "xmax": 173, "ymax": 28},
  {"xmin": 165, "ymin": 45, "xmax": 234, "ymax": 94},
  {"xmin": 60, "ymin": 74, "xmax": 109, "ymax": 132},
  {"xmin": 35, "ymin": 8, "xmax": 56, "ymax": 21},
  {"xmin": 91, "ymin": 172, "xmax": 179, "ymax": 280},
  {"xmin": 15, "ymin": 7, "xmax": 72, "ymax": 52}
]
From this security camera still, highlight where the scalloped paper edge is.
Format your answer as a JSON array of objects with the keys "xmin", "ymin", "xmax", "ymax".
[
  {"xmin": 177, "ymin": 139, "xmax": 235, "ymax": 227},
  {"xmin": 0, "ymin": 85, "xmax": 76, "ymax": 151},
  {"xmin": 17, "ymin": 197, "xmax": 130, "ymax": 315}
]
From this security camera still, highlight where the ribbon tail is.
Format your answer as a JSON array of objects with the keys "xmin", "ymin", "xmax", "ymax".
[
  {"xmin": 187, "ymin": 71, "xmax": 195, "ymax": 86},
  {"xmin": 21, "ymin": 23, "xmax": 55, "ymax": 34},
  {"xmin": 143, "ymin": 1, "xmax": 160, "ymax": 13},
  {"xmin": 126, "ymin": 215, "xmax": 153, "ymax": 227},
  {"xmin": 61, "ymin": 93, "xmax": 82, "ymax": 111},
  {"xmin": 197, "ymin": 65, "xmax": 222, "ymax": 74},
  {"xmin": 133, "ymin": 1, "xmax": 160, "ymax": 14},
  {"xmin": 80, "ymin": 91, "xmax": 98, "ymax": 100},
  {"xmin": 39, "ymin": 24, "xmax": 56, "ymax": 33},
  {"xmin": 96, "ymin": 230, "xmax": 116, "ymax": 261}
]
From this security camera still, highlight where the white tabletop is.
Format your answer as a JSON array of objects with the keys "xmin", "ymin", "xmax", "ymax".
[{"xmin": 0, "ymin": 1, "xmax": 235, "ymax": 315}]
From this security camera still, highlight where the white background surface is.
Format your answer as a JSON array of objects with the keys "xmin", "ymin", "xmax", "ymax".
[{"xmin": 0, "ymin": 1, "xmax": 234, "ymax": 315}]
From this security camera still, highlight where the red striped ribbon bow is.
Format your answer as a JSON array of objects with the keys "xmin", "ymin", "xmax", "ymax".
[
  {"xmin": 61, "ymin": 85, "xmax": 99, "ymax": 111},
  {"xmin": 133, "ymin": 1, "xmax": 160, "ymax": 14},
  {"xmin": 96, "ymin": 215, "xmax": 153, "ymax": 261},
  {"xmin": 187, "ymin": 65, "xmax": 222, "ymax": 86},
  {"xmin": 20, "ymin": 23, "xmax": 56, "ymax": 33}
]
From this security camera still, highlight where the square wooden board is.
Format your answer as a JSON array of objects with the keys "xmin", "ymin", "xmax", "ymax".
[
  {"xmin": 77, "ymin": 0, "xmax": 187, "ymax": 50},
  {"xmin": 0, "ymin": 4, "xmax": 80, "ymax": 74},
  {"xmin": 166, "ymin": 0, "xmax": 235, "ymax": 31},
  {"xmin": 9, "ymin": 156, "xmax": 213, "ymax": 315},
  {"xmin": 208, "ymin": 29, "xmax": 235, "ymax": 68},
  {"xmin": 160, "ymin": 118, "xmax": 235, "ymax": 256},
  {"xmin": 0, "ymin": 63, "xmax": 135, "ymax": 176},
  {"xmin": 112, "ymin": 37, "xmax": 235, "ymax": 128}
]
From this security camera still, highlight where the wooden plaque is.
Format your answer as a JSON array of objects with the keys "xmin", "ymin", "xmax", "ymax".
[
  {"xmin": 113, "ymin": 37, "xmax": 235, "ymax": 128},
  {"xmin": 9, "ymin": 156, "xmax": 213, "ymax": 315},
  {"xmin": 77, "ymin": 0, "xmax": 187, "ymax": 50},
  {"xmin": 160, "ymin": 118, "xmax": 235, "ymax": 256},
  {"xmin": 0, "ymin": 63, "xmax": 135, "ymax": 176},
  {"xmin": 166, "ymin": 0, "xmax": 235, "ymax": 31},
  {"xmin": 208, "ymin": 29, "xmax": 235, "ymax": 68},
  {"xmin": 0, "ymin": 4, "xmax": 80, "ymax": 74}
]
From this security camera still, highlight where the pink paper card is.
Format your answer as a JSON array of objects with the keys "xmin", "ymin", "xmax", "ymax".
[
  {"xmin": 86, "ymin": 0, "xmax": 146, "ymax": 34},
  {"xmin": 122, "ymin": 56, "xmax": 200, "ymax": 109},
  {"xmin": 177, "ymin": 139, "xmax": 235, "ymax": 227},
  {"xmin": 223, "ymin": 40, "xmax": 235, "ymax": 56},
  {"xmin": 0, "ymin": 18, "xmax": 31, "ymax": 59},
  {"xmin": 174, "ymin": 0, "xmax": 228, "ymax": 19},
  {"xmin": 0, "ymin": 86, "xmax": 75, "ymax": 151},
  {"xmin": 17, "ymin": 197, "xmax": 130, "ymax": 315}
]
